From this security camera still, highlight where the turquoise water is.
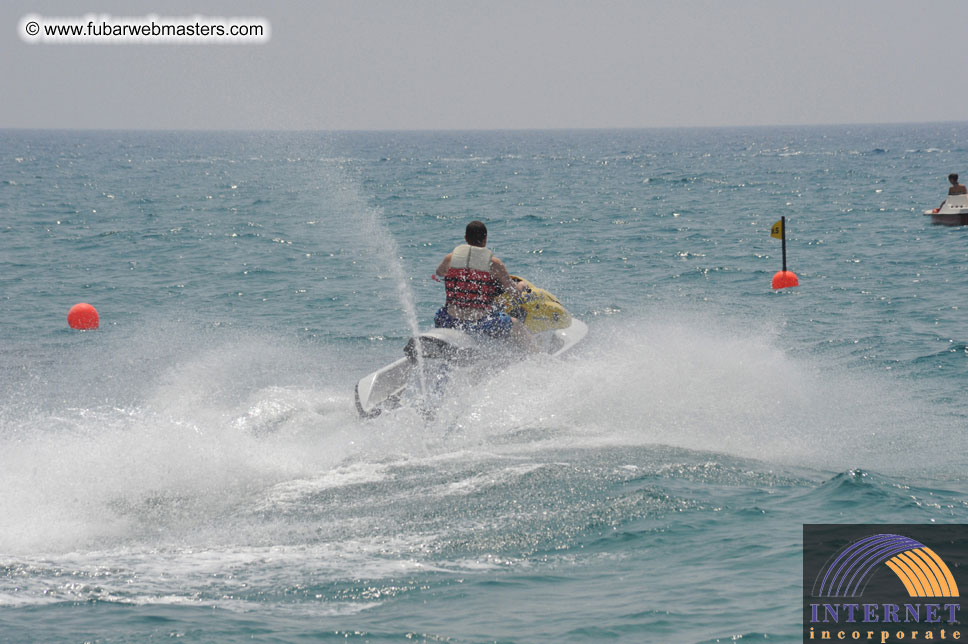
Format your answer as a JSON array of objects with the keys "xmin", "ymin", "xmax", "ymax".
[{"xmin": 1, "ymin": 125, "xmax": 966, "ymax": 643}]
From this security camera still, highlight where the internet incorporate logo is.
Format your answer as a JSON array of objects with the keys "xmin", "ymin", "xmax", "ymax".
[
  {"xmin": 815, "ymin": 534, "xmax": 959, "ymax": 599},
  {"xmin": 803, "ymin": 526, "xmax": 965, "ymax": 644}
]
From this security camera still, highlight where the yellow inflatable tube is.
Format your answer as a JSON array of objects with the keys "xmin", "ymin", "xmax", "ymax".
[{"xmin": 495, "ymin": 276, "xmax": 572, "ymax": 332}]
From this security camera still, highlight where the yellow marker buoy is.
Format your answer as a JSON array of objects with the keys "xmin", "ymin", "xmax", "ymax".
[{"xmin": 770, "ymin": 216, "xmax": 799, "ymax": 290}]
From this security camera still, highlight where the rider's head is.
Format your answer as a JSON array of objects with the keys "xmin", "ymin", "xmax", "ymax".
[
  {"xmin": 465, "ymin": 220, "xmax": 487, "ymax": 247},
  {"xmin": 950, "ymin": 173, "xmax": 960, "ymax": 185}
]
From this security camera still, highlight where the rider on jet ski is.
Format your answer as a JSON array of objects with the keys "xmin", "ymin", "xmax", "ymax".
[{"xmin": 434, "ymin": 220, "xmax": 533, "ymax": 349}]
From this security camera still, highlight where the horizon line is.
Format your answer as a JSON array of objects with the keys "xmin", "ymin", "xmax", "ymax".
[{"xmin": 2, "ymin": 119, "xmax": 967, "ymax": 135}]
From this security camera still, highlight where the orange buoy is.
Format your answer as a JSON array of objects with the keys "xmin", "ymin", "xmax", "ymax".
[
  {"xmin": 68, "ymin": 302, "xmax": 99, "ymax": 329},
  {"xmin": 771, "ymin": 270, "xmax": 799, "ymax": 290}
]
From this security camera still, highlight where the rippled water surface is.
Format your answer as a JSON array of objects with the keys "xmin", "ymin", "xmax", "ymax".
[{"xmin": 1, "ymin": 125, "xmax": 966, "ymax": 642}]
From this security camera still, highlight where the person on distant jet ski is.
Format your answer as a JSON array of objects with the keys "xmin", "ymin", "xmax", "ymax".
[
  {"xmin": 434, "ymin": 220, "xmax": 533, "ymax": 349},
  {"xmin": 948, "ymin": 173, "xmax": 967, "ymax": 196},
  {"xmin": 938, "ymin": 173, "xmax": 968, "ymax": 210}
]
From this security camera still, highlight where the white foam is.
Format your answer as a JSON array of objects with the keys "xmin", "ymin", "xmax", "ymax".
[
  {"xmin": 432, "ymin": 463, "xmax": 546, "ymax": 497},
  {"xmin": 0, "ymin": 328, "xmax": 367, "ymax": 554},
  {"xmin": 0, "ymin": 307, "xmax": 959, "ymax": 564},
  {"xmin": 427, "ymin": 311, "xmax": 963, "ymax": 474},
  {"xmin": 258, "ymin": 461, "xmax": 393, "ymax": 509}
]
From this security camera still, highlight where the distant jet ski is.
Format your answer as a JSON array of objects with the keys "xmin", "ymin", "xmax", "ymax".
[
  {"xmin": 925, "ymin": 193, "xmax": 968, "ymax": 226},
  {"xmin": 354, "ymin": 277, "xmax": 588, "ymax": 419}
]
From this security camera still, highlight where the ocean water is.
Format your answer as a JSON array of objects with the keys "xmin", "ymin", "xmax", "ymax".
[{"xmin": 0, "ymin": 125, "xmax": 966, "ymax": 643}]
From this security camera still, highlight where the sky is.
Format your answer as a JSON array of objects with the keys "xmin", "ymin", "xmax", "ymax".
[{"xmin": 2, "ymin": 0, "xmax": 967, "ymax": 131}]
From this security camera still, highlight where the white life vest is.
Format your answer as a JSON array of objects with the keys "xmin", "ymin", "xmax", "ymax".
[{"xmin": 445, "ymin": 244, "xmax": 498, "ymax": 310}]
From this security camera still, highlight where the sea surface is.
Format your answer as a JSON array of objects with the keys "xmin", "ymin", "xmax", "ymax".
[{"xmin": 0, "ymin": 125, "xmax": 966, "ymax": 643}]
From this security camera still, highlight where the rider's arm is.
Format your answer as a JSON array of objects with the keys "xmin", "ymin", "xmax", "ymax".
[
  {"xmin": 490, "ymin": 256, "xmax": 524, "ymax": 292},
  {"xmin": 435, "ymin": 253, "xmax": 453, "ymax": 277}
]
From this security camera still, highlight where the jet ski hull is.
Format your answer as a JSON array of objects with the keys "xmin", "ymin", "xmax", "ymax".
[
  {"xmin": 354, "ymin": 319, "xmax": 588, "ymax": 419},
  {"xmin": 925, "ymin": 194, "xmax": 968, "ymax": 226},
  {"xmin": 924, "ymin": 210, "xmax": 968, "ymax": 226}
]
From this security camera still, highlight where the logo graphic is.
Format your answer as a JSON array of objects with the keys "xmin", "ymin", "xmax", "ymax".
[
  {"xmin": 803, "ymin": 525, "xmax": 966, "ymax": 643},
  {"xmin": 814, "ymin": 533, "xmax": 959, "ymax": 599}
]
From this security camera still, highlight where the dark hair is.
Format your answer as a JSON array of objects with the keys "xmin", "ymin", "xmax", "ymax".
[
  {"xmin": 950, "ymin": 173, "xmax": 959, "ymax": 183},
  {"xmin": 465, "ymin": 220, "xmax": 487, "ymax": 246}
]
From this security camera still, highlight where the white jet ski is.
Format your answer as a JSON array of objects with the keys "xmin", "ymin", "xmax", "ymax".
[
  {"xmin": 354, "ymin": 277, "xmax": 588, "ymax": 419},
  {"xmin": 924, "ymin": 193, "xmax": 968, "ymax": 226}
]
